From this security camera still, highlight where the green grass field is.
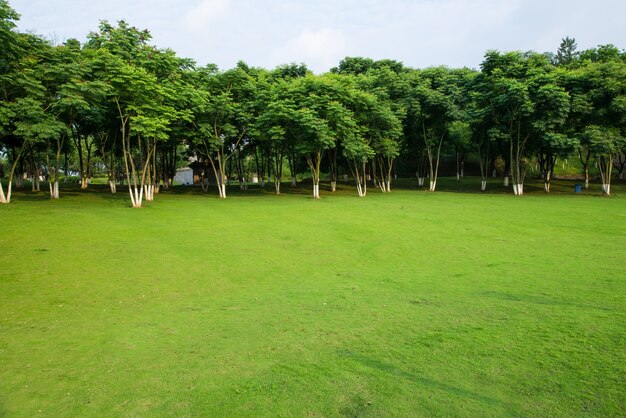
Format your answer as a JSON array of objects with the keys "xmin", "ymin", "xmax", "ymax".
[{"xmin": 1, "ymin": 178, "xmax": 625, "ymax": 417}]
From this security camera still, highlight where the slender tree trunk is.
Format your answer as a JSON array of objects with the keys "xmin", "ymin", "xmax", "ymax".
[
  {"xmin": 477, "ymin": 137, "xmax": 489, "ymax": 192},
  {"xmin": 579, "ymin": 148, "xmax": 591, "ymax": 189},
  {"xmin": 0, "ymin": 141, "xmax": 27, "ymax": 204},
  {"xmin": 423, "ymin": 123, "xmax": 444, "ymax": 192},
  {"xmin": 306, "ymin": 150, "xmax": 322, "ymax": 199},
  {"xmin": 599, "ymin": 155, "xmax": 613, "ymax": 196},
  {"xmin": 272, "ymin": 149, "xmax": 284, "ymax": 195},
  {"xmin": 328, "ymin": 148, "xmax": 338, "ymax": 192},
  {"xmin": 510, "ymin": 121, "xmax": 527, "ymax": 196}
]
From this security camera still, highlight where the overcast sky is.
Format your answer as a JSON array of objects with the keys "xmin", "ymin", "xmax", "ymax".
[{"xmin": 10, "ymin": 0, "xmax": 626, "ymax": 73}]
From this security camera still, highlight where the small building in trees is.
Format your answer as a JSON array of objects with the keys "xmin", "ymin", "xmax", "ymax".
[{"xmin": 173, "ymin": 167, "xmax": 193, "ymax": 185}]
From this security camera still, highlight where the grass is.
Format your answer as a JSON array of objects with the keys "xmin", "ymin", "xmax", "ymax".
[{"xmin": 1, "ymin": 177, "xmax": 625, "ymax": 417}]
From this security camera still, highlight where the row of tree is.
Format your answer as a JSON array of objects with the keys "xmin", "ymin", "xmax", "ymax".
[{"xmin": 1, "ymin": 0, "xmax": 625, "ymax": 206}]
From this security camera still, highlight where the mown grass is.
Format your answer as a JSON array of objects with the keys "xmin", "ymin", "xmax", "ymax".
[{"xmin": 1, "ymin": 177, "xmax": 625, "ymax": 417}]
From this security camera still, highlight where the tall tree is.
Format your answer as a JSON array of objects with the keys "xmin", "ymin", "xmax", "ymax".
[
  {"xmin": 194, "ymin": 65, "xmax": 256, "ymax": 198},
  {"xmin": 582, "ymin": 126, "xmax": 624, "ymax": 195},
  {"xmin": 555, "ymin": 37, "xmax": 579, "ymax": 66},
  {"xmin": 412, "ymin": 67, "xmax": 462, "ymax": 192},
  {"xmin": 480, "ymin": 51, "xmax": 570, "ymax": 195}
]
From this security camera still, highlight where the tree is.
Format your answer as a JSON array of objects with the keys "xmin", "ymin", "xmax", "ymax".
[
  {"xmin": 1, "ymin": 4, "xmax": 64, "ymax": 203},
  {"xmin": 342, "ymin": 131, "xmax": 373, "ymax": 197},
  {"xmin": 448, "ymin": 120, "xmax": 471, "ymax": 180},
  {"xmin": 255, "ymin": 87, "xmax": 297, "ymax": 194},
  {"xmin": 480, "ymin": 51, "xmax": 570, "ymax": 195},
  {"xmin": 194, "ymin": 65, "xmax": 256, "ymax": 198},
  {"xmin": 555, "ymin": 37, "xmax": 579, "ymax": 66},
  {"xmin": 412, "ymin": 67, "xmax": 462, "ymax": 192},
  {"xmin": 97, "ymin": 50, "xmax": 174, "ymax": 206},
  {"xmin": 351, "ymin": 90, "xmax": 402, "ymax": 193},
  {"xmin": 564, "ymin": 58, "xmax": 626, "ymax": 191},
  {"xmin": 582, "ymin": 125, "xmax": 624, "ymax": 195},
  {"xmin": 285, "ymin": 75, "xmax": 359, "ymax": 199},
  {"xmin": 530, "ymin": 75, "xmax": 572, "ymax": 192},
  {"xmin": 467, "ymin": 76, "xmax": 497, "ymax": 191},
  {"xmin": 43, "ymin": 41, "xmax": 111, "ymax": 198}
]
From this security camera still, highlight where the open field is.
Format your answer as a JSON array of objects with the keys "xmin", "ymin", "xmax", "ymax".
[{"xmin": 1, "ymin": 178, "xmax": 625, "ymax": 417}]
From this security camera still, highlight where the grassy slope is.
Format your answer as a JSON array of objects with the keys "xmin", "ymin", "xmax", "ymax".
[{"xmin": 1, "ymin": 178, "xmax": 625, "ymax": 417}]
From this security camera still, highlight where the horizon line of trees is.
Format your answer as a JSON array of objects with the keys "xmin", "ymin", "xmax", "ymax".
[{"xmin": 1, "ymin": 0, "xmax": 625, "ymax": 206}]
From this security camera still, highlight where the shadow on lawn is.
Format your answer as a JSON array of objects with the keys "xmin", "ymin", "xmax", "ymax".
[
  {"xmin": 478, "ymin": 290, "xmax": 612, "ymax": 312},
  {"xmin": 336, "ymin": 349, "xmax": 515, "ymax": 412}
]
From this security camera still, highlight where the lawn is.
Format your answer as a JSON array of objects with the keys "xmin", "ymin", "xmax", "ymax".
[{"xmin": 1, "ymin": 178, "xmax": 625, "ymax": 417}]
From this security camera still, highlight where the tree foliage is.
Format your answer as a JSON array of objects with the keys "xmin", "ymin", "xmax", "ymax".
[{"xmin": 1, "ymin": 5, "xmax": 625, "ymax": 204}]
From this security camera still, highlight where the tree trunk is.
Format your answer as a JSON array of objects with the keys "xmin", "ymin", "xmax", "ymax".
[
  {"xmin": 599, "ymin": 155, "xmax": 613, "ymax": 196},
  {"xmin": 579, "ymin": 148, "xmax": 591, "ymax": 189},
  {"xmin": 1, "ymin": 142, "xmax": 27, "ymax": 204},
  {"xmin": 509, "ymin": 121, "xmax": 528, "ymax": 196},
  {"xmin": 306, "ymin": 151, "xmax": 322, "ymax": 199},
  {"xmin": 274, "ymin": 178, "xmax": 281, "ymax": 194},
  {"xmin": 271, "ymin": 149, "xmax": 284, "ymax": 195},
  {"xmin": 328, "ymin": 148, "xmax": 338, "ymax": 192},
  {"xmin": 349, "ymin": 159, "xmax": 367, "ymax": 197}
]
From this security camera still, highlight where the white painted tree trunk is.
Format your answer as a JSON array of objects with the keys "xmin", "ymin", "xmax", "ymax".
[
  {"xmin": 312, "ymin": 184, "xmax": 320, "ymax": 199},
  {"xmin": 291, "ymin": 177, "xmax": 297, "ymax": 187},
  {"xmin": 144, "ymin": 184, "xmax": 155, "ymax": 201},
  {"xmin": 602, "ymin": 183, "xmax": 611, "ymax": 196},
  {"xmin": 544, "ymin": 182, "xmax": 550, "ymax": 193},
  {"xmin": 481, "ymin": 180, "xmax": 487, "ymax": 191},
  {"xmin": 130, "ymin": 185, "xmax": 143, "ymax": 208},
  {"xmin": 386, "ymin": 178, "xmax": 391, "ymax": 192},
  {"xmin": 48, "ymin": 181, "xmax": 60, "ymax": 199},
  {"xmin": 492, "ymin": 169, "xmax": 497, "ymax": 177},
  {"xmin": 584, "ymin": 178, "xmax": 589, "ymax": 189},
  {"xmin": 503, "ymin": 176, "xmax": 509, "ymax": 187},
  {"xmin": 456, "ymin": 172, "xmax": 460, "ymax": 180},
  {"xmin": 330, "ymin": 181, "xmax": 336, "ymax": 192},
  {"xmin": 5, "ymin": 182, "xmax": 11, "ymax": 203},
  {"xmin": 512, "ymin": 184, "xmax": 524, "ymax": 196},
  {"xmin": 418, "ymin": 177, "xmax": 424, "ymax": 187},
  {"xmin": 274, "ymin": 177, "xmax": 281, "ymax": 194},
  {"xmin": 0, "ymin": 183, "xmax": 7, "ymax": 203},
  {"xmin": 429, "ymin": 180, "xmax": 436, "ymax": 192},
  {"xmin": 109, "ymin": 181, "xmax": 117, "ymax": 193},
  {"xmin": 219, "ymin": 183, "xmax": 227, "ymax": 199}
]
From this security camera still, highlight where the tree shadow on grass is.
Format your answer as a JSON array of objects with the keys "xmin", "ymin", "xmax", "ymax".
[
  {"xmin": 478, "ymin": 290, "xmax": 612, "ymax": 312},
  {"xmin": 336, "ymin": 349, "xmax": 516, "ymax": 413}
]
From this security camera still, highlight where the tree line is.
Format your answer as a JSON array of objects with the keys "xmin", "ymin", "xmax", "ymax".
[{"xmin": 1, "ymin": 0, "xmax": 625, "ymax": 206}]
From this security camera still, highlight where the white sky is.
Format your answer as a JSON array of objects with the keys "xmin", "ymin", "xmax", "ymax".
[{"xmin": 10, "ymin": 0, "xmax": 626, "ymax": 73}]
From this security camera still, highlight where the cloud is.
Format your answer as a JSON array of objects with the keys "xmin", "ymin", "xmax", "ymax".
[
  {"xmin": 184, "ymin": 0, "xmax": 231, "ymax": 30},
  {"xmin": 272, "ymin": 28, "xmax": 347, "ymax": 73}
]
